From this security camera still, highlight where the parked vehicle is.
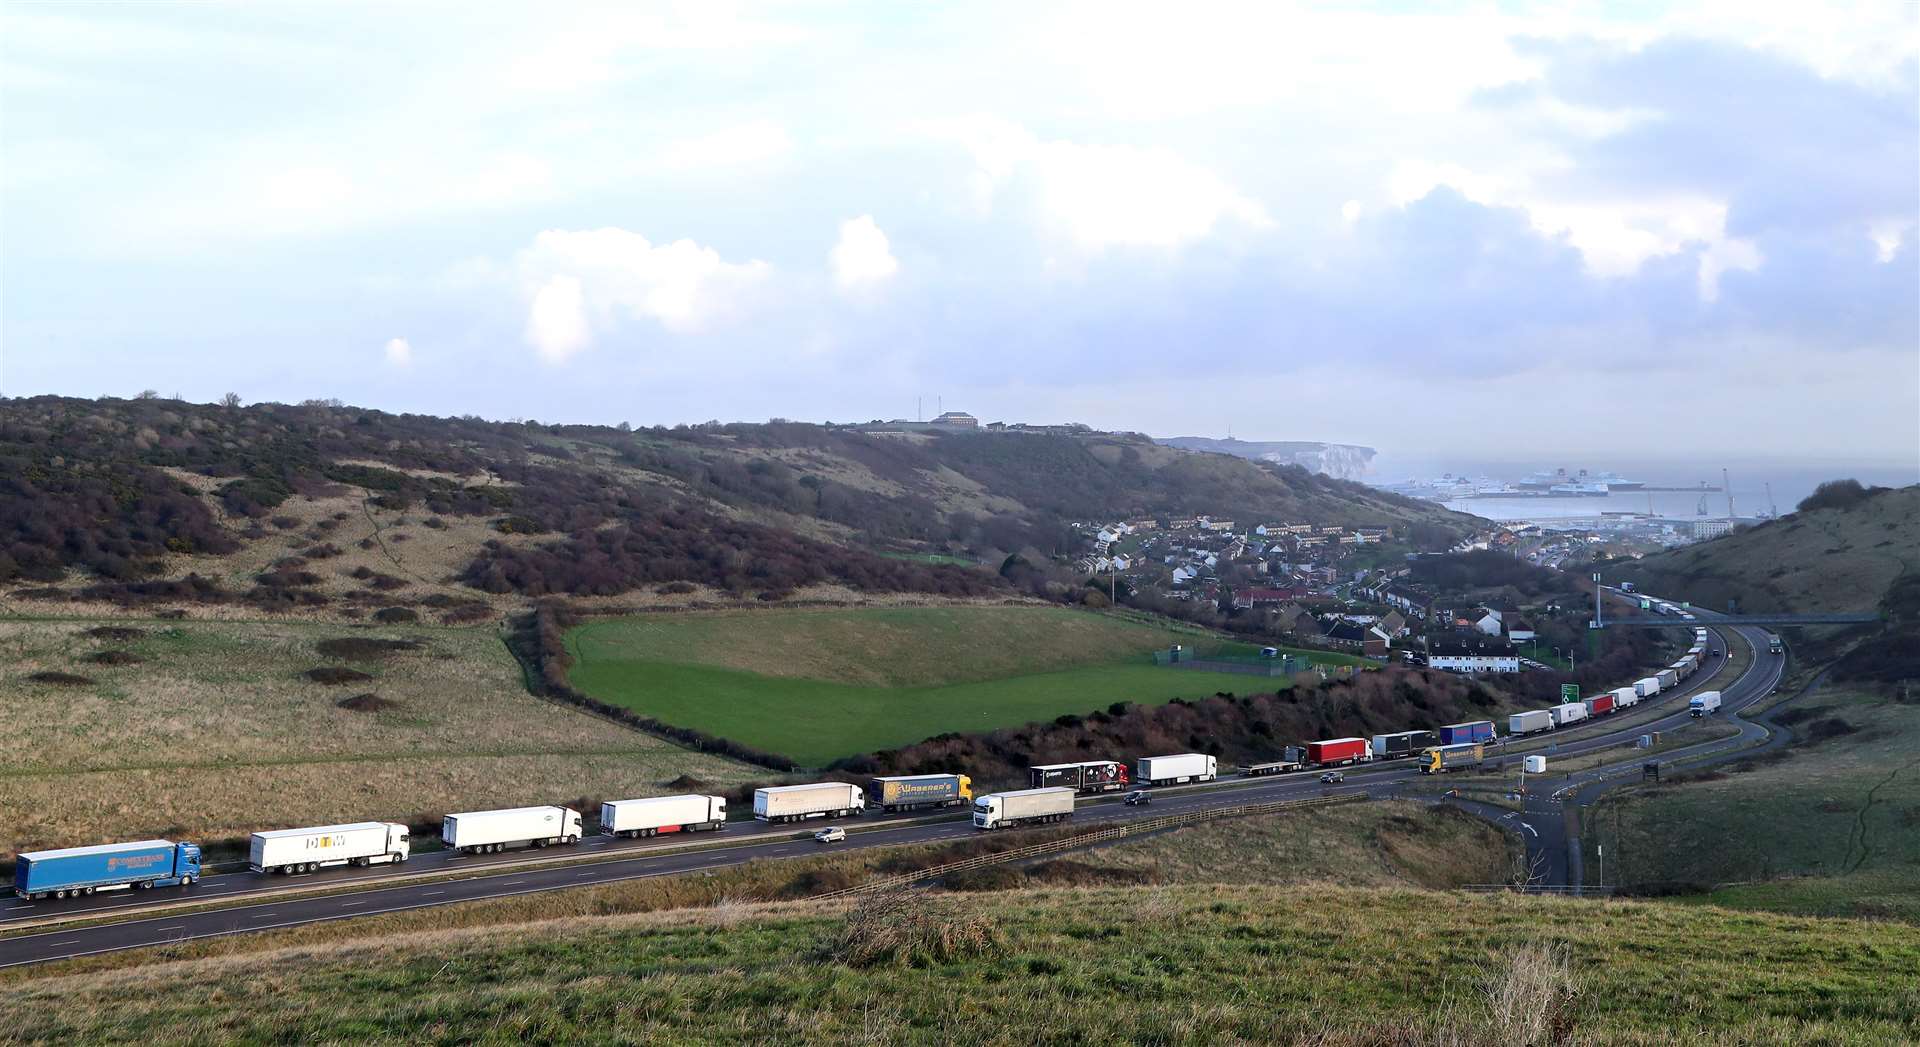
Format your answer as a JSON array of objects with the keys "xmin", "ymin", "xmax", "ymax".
[
  {"xmin": 1611, "ymin": 686, "xmax": 1640, "ymax": 709},
  {"xmin": 1319, "ymin": 771, "xmax": 1345, "ymax": 784},
  {"xmin": 1123, "ymin": 790, "xmax": 1152, "ymax": 806},
  {"xmin": 443, "ymin": 806, "xmax": 582, "ymax": 854},
  {"xmin": 599, "ymin": 795, "xmax": 727, "ymax": 839},
  {"xmin": 1689, "ymin": 691, "xmax": 1723, "ymax": 717},
  {"xmin": 1134, "ymin": 754, "xmax": 1217, "ymax": 786},
  {"xmin": 813, "ymin": 827, "xmax": 846, "ymax": 844},
  {"xmin": 14, "ymin": 840, "xmax": 201, "ymax": 900},
  {"xmin": 1241, "ymin": 758, "xmax": 1304, "ymax": 777},
  {"xmin": 1508, "ymin": 710, "xmax": 1555, "ymax": 736},
  {"xmin": 1422, "ymin": 743, "xmax": 1484, "ymax": 774},
  {"xmin": 250, "ymin": 822, "xmax": 409, "ymax": 874},
  {"xmin": 973, "ymin": 788, "xmax": 1074, "ymax": 830},
  {"xmin": 752, "ymin": 783, "xmax": 865, "ymax": 824},
  {"xmin": 1028, "ymin": 760, "xmax": 1130, "ymax": 794},
  {"xmin": 1657, "ymin": 668, "xmax": 1679, "ymax": 690},
  {"xmin": 1304, "ymin": 738, "xmax": 1369, "ymax": 767},
  {"xmin": 1584, "ymin": 692, "xmax": 1617, "ymax": 718},
  {"xmin": 867, "ymin": 774, "xmax": 972, "ymax": 812},
  {"xmin": 1633, "ymin": 676, "xmax": 1662, "ymax": 698},
  {"xmin": 1438, "ymin": 720, "xmax": 1496, "ymax": 745},
  {"xmin": 1370, "ymin": 730, "xmax": 1438, "ymax": 759},
  {"xmin": 1551, "ymin": 702, "xmax": 1589, "ymax": 727}
]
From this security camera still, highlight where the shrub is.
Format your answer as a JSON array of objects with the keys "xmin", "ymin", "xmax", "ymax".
[
  {"xmin": 824, "ymin": 892, "xmax": 999, "ymax": 968},
  {"xmin": 372, "ymin": 607, "xmax": 419, "ymax": 624},
  {"xmin": 304, "ymin": 666, "xmax": 374, "ymax": 685}
]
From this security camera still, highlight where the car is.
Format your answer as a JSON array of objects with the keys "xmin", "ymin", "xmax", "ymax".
[
  {"xmin": 1122, "ymin": 790, "xmax": 1152, "ymax": 806},
  {"xmin": 1319, "ymin": 771, "xmax": 1345, "ymax": 784},
  {"xmin": 812, "ymin": 827, "xmax": 846, "ymax": 844}
]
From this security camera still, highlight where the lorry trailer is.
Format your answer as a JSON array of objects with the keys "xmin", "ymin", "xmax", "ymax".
[
  {"xmin": 1422, "ymin": 743, "xmax": 1485, "ymax": 774},
  {"xmin": 1306, "ymin": 738, "xmax": 1370, "ymax": 767},
  {"xmin": 1508, "ymin": 710, "xmax": 1554, "ymax": 736},
  {"xmin": 1438, "ymin": 720, "xmax": 1496, "ymax": 745},
  {"xmin": 1370, "ymin": 730, "xmax": 1438, "ymax": 759},
  {"xmin": 1551, "ymin": 702, "xmax": 1589, "ymax": 727},
  {"xmin": 1028, "ymin": 760, "xmax": 1129, "ymax": 794},
  {"xmin": 1611, "ymin": 686, "xmax": 1639, "ymax": 709},
  {"xmin": 250, "ymin": 822, "xmax": 409, "ymax": 875},
  {"xmin": 1689, "ymin": 691, "xmax": 1723, "ymax": 717},
  {"xmin": 1242, "ymin": 757, "xmax": 1305, "ymax": 777},
  {"xmin": 753, "ymin": 782, "xmax": 865, "ymax": 823},
  {"xmin": 1584, "ymin": 692, "xmax": 1617, "ymax": 718},
  {"xmin": 599, "ymin": 795, "xmax": 727, "ymax": 838},
  {"xmin": 442, "ymin": 806, "xmax": 582, "ymax": 854},
  {"xmin": 1657, "ymin": 668, "xmax": 1679, "ymax": 690},
  {"xmin": 1135, "ymin": 753, "xmax": 1217, "ymax": 786},
  {"xmin": 972, "ymin": 787, "xmax": 1075, "ymax": 830},
  {"xmin": 14, "ymin": 840, "xmax": 202, "ymax": 900},
  {"xmin": 868, "ymin": 774, "xmax": 973, "ymax": 812},
  {"xmin": 1633, "ymin": 677, "xmax": 1662, "ymax": 698}
]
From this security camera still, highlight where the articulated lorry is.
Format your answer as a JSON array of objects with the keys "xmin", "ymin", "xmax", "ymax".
[
  {"xmin": 867, "ymin": 774, "xmax": 972, "ymax": 812},
  {"xmin": 1134, "ymin": 753, "xmax": 1217, "ymax": 786},
  {"xmin": 1633, "ymin": 676, "xmax": 1662, "ymax": 698},
  {"xmin": 1306, "ymin": 738, "xmax": 1371, "ymax": 766},
  {"xmin": 1508, "ymin": 710, "xmax": 1554, "ymax": 736},
  {"xmin": 1028, "ymin": 760, "xmax": 1128, "ymax": 793},
  {"xmin": 600, "ymin": 795, "xmax": 727, "ymax": 838},
  {"xmin": 1422, "ymin": 743, "xmax": 1485, "ymax": 774},
  {"xmin": 14, "ymin": 840, "xmax": 201, "ymax": 900},
  {"xmin": 1439, "ymin": 720, "xmax": 1496, "ymax": 745},
  {"xmin": 1689, "ymin": 691, "xmax": 1723, "ymax": 717},
  {"xmin": 1611, "ymin": 686, "xmax": 1640, "ymax": 709},
  {"xmin": 443, "ymin": 806, "xmax": 582, "ymax": 854},
  {"xmin": 250, "ymin": 822, "xmax": 410, "ymax": 874},
  {"xmin": 1370, "ymin": 730, "xmax": 1437, "ymax": 759},
  {"xmin": 1551, "ymin": 702, "xmax": 1589, "ymax": 727},
  {"xmin": 753, "ymin": 782, "xmax": 865, "ymax": 823},
  {"xmin": 972, "ymin": 788, "xmax": 1074, "ymax": 830}
]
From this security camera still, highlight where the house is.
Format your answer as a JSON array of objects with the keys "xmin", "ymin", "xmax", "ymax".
[
  {"xmin": 1382, "ymin": 586, "xmax": 1433, "ymax": 619},
  {"xmin": 1362, "ymin": 625, "xmax": 1394, "ymax": 660},
  {"xmin": 931, "ymin": 411, "xmax": 979, "ymax": 429},
  {"xmin": 1461, "ymin": 607, "xmax": 1503, "ymax": 637},
  {"xmin": 1270, "ymin": 604, "xmax": 1316, "ymax": 635},
  {"xmin": 1378, "ymin": 611, "xmax": 1409, "ymax": 638},
  {"xmin": 1506, "ymin": 618, "xmax": 1537, "ymax": 643},
  {"xmin": 1171, "ymin": 566, "xmax": 1197, "ymax": 585},
  {"xmin": 1426, "ymin": 638, "xmax": 1521, "ymax": 674},
  {"xmin": 1232, "ymin": 587, "xmax": 1307, "ymax": 609},
  {"xmin": 1321, "ymin": 619, "xmax": 1369, "ymax": 645}
]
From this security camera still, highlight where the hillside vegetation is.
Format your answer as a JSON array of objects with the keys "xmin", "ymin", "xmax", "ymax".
[
  {"xmin": 0, "ymin": 396, "xmax": 1472, "ymax": 613},
  {"xmin": 0, "ymin": 617, "xmax": 756, "ymax": 854},
  {"xmin": 5, "ymin": 883, "xmax": 1914, "ymax": 1044}
]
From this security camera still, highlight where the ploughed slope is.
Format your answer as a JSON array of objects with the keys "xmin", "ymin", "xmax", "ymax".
[{"xmin": 0, "ymin": 396, "xmax": 1474, "ymax": 611}]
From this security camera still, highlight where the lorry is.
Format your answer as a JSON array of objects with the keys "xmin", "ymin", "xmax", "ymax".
[
  {"xmin": 1584, "ymin": 692, "xmax": 1617, "ymax": 718},
  {"xmin": 1422, "ymin": 743, "xmax": 1485, "ymax": 774},
  {"xmin": 1370, "ymin": 730, "xmax": 1438, "ymax": 759},
  {"xmin": 1634, "ymin": 676, "xmax": 1662, "ymax": 698},
  {"xmin": 1508, "ymin": 710, "xmax": 1555, "ymax": 736},
  {"xmin": 1689, "ymin": 691, "xmax": 1723, "ymax": 717},
  {"xmin": 1657, "ymin": 668, "xmax": 1679, "ymax": 690},
  {"xmin": 14, "ymin": 840, "xmax": 202, "ymax": 900},
  {"xmin": 442, "ymin": 806, "xmax": 582, "ymax": 854},
  {"xmin": 599, "ymin": 795, "xmax": 727, "ymax": 838},
  {"xmin": 1551, "ymin": 702, "xmax": 1589, "ymax": 727},
  {"xmin": 867, "ymin": 774, "xmax": 973, "ymax": 812},
  {"xmin": 1028, "ymin": 760, "xmax": 1129, "ymax": 794},
  {"xmin": 1439, "ymin": 720, "xmax": 1496, "ymax": 746},
  {"xmin": 1134, "ymin": 753, "xmax": 1217, "ymax": 786},
  {"xmin": 1242, "ymin": 752, "xmax": 1306, "ymax": 777},
  {"xmin": 972, "ymin": 787, "xmax": 1075, "ymax": 830},
  {"xmin": 1611, "ymin": 686, "xmax": 1639, "ymax": 709},
  {"xmin": 1306, "ymin": 738, "xmax": 1371, "ymax": 766},
  {"xmin": 752, "ymin": 782, "xmax": 866, "ymax": 824},
  {"xmin": 249, "ymin": 822, "xmax": 410, "ymax": 875}
]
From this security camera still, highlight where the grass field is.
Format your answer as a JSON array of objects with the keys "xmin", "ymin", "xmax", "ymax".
[
  {"xmin": 564, "ymin": 606, "xmax": 1311, "ymax": 765},
  {"xmin": 0, "ymin": 617, "xmax": 757, "ymax": 854},
  {"xmin": 5, "ymin": 882, "xmax": 1915, "ymax": 1043},
  {"xmin": 1589, "ymin": 685, "xmax": 1920, "ymax": 920}
]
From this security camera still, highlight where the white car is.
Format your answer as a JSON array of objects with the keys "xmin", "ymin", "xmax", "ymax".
[{"xmin": 813, "ymin": 827, "xmax": 847, "ymax": 844}]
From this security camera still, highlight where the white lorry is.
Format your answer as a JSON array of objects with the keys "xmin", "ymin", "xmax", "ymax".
[
  {"xmin": 1689, "ymin": 691, "xmax": 1723, "ymax": 717},
  {"xmin": 1634, "ymin": 676, "xmax": 1662, "ymax": 698},
  {"xmin": 752, "ymin": 782, "xmax": 865, "ymax": 824},
  {"xmin": 1612, "ymin": 686, "xmax": 1640, "ymax": 709},
  {"xmin": 972, "ymin": 787, "xmax": 1074, "ymax": 830},
  {"xmin": 1509, "ymin": 710, "xmax": 1555, "ymax": 736},
  {"xmin": 249, "ymin": 822, "xmax": 410, "ymax": 875},
  {"xmin": 442, "ymin": 806, "xmax": 582, "ymax": 854},
  {"xmin": 1551, "ymin": 702, "xmax": 1590, "ymax": 727},
  {"xmin": 600, "ymin": 795, "xmax": 727, "ymax": 838},
  {"xmin": 1657, "ymin": 668, "xmax": 1680, "ymax": 690},
  {"xmin": 1134, "ymin": 753, "xmax": 1217, "ymax": 786}
]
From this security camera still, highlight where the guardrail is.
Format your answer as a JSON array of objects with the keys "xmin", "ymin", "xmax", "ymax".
[
  {"xmin": 820, "ymin": 793, "xmax": 1364, "ymax": 899},
  {"xmin": 1462, "ymin": 884, "xmax": 1616, "ymax": 896}
]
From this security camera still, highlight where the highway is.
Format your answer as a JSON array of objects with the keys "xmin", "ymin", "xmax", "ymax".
[{"xmin": 1, "ymin": 607, "xmax": 1776, "ymax": 968}]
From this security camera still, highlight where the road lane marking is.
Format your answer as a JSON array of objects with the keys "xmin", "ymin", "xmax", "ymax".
[
  {"xmin": 249, "ymin": 912, "xmax": 278, "ymax": 920},
  {"xmin": 157, "ymin": 925, "xmax": 186, "ymax": 932},
  {"xmin": 422, "ymin": 891, "xmax": 444, "ymax": 897},
  {"xmin": 501, "ymin": 880, "xmax": 525, "ymax": 886},
  {"xmin": 340, "ymin": 901, "xmax": 363, "ymax": 908}
]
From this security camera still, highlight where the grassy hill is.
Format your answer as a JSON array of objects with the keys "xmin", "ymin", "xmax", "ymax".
[
  {"xmin": 562, "ymin": 606, "xmax": 1357, "ymax": 766},
  {"xmin": 6, "ymin": 881, "xmax": 1914, "ymax": 1043},
  {"xmin": 0, "ymin": 616, "xmax": 757, "ymax": 855}
]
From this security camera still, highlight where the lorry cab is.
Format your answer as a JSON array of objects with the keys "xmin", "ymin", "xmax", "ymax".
[
  {"xmin": 177, "ymin": 842, "xmax": 203, "ymax": 882},
  {"xmin": 390, "ymin": 825, "xmax": 412, "ymax": 861}
]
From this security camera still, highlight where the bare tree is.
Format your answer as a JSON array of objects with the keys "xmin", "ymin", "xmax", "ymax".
[
  {"xmin": 136, "ymin": 389, "xmax": 159, "ymax": 400},
  {"xmin": 220, "ymin": 392, "xmax": 243, "ymax": 409}
]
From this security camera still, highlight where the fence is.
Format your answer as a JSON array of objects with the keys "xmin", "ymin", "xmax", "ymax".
[{"xmin": 818, "ymin": 793, "xmax": 1364, "ymax": 899}]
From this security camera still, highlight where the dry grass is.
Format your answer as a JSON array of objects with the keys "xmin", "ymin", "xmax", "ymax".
[{"xmin": 0, "ymin": 617, "xmax": 758, "ymax": 853}]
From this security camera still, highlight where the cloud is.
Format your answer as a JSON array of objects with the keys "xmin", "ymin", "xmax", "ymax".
[
  {"xmin": 665, "ymin": 121, "xmax": 792, "ymax": 171},
  {"xmin": 516, "ymin": 228, "xmax": 770, "ymax": 362},
  {"xmin": 829, "ymin": 215, "xmax": 898, "ymax": 291},
  {"xmin": 383, "ymin": 336, "xmax": 412, "ymax": 367}
]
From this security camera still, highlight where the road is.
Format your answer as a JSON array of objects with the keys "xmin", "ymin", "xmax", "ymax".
[{"xmin": 1, "ymin": 612, "xmax": 1769, "ymax": 967}]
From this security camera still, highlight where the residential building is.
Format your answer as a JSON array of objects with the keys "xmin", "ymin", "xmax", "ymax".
[{"xmin": 1426, "ymin": 638, "xmax": 1521, "ymax": 674}]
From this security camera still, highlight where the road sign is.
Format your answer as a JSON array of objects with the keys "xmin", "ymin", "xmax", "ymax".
[{"xmin": 1561, "ymin": 683, "xmax": 1581, "ymax": 703}]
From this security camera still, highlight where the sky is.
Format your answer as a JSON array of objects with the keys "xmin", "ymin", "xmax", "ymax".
[{"xmin": 3, "ymin": 1, "xmax": 1917, "ymax": 471}]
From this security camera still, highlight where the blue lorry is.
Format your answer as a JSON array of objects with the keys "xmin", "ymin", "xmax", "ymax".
[
  {"xmin": 13, "ymin": 839, "xmax": 202, "ymax": 900},
  {"xmin": 1438, "ymin": 720, "xmax": 1496, "ymax": 746}
]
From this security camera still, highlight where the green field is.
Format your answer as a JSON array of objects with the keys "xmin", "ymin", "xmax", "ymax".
[{"xmin": 564, "ymin": 606, "xmax": 1316, "ymax": 765}]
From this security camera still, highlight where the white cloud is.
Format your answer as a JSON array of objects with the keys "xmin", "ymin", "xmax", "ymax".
[
  {"xmin": 665, "ymin": 121, "xmax": 791, "ymax": 171},
  {"xmin": 516, "ymin": 227, "xmax": 769, "ymax": 362},
  {"xmin": 830, "ymin": 215, "xmax": 899, "ymax": 290},
  {"xmin": 383, "ymin": 336, "xmax": 413, "ymax": 367},
  {"xmin": 1868, "ymin": 220, "xmax": 1911, "ymax": 263}
]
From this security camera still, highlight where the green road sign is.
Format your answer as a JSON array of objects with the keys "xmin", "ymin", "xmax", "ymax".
[{"xmin": 1561, "ymin": 683, "xmax": 1581, "ymax": 703}]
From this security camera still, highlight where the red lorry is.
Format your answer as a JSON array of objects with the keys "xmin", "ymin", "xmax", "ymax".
[
  {"xmin": 1583, "ymin": 692, "xmax": 1618, "ymax": 718},
  {"xmin": 1306, "ymin": 737, "xmax": 1370, "ymax": 767}
]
